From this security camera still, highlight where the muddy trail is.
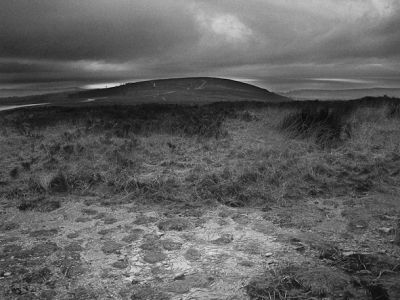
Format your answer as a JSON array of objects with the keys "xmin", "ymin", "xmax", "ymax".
[{"xmin": 1, "ymin": 194, "xmax": 400, "ymax": 300}]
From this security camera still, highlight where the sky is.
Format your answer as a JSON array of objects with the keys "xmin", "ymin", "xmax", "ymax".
[{"xmin": 1, "ymin": 0, "xmax": 400, "ymax": 93}]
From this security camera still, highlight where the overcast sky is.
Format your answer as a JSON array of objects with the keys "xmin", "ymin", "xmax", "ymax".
[{"xmin": 1, "ymin": 0, "xmax": 400, "ymax": 91}]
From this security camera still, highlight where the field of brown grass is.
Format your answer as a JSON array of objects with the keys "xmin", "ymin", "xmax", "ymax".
[{"xmin": 1, "ymin": 99, "xmax": 400, "ymax": 299}]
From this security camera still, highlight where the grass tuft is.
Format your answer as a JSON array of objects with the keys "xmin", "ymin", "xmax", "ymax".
[{"xmin": 279, "ymin": 108, "xmax": 351, "ymax": 147}]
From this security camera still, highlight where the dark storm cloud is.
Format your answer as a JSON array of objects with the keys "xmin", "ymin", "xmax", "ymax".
[
  {"xmin": 0, "ymin": 0, "xmax": 199, "ymax": 61},
  {"xmin": 0, "ymin": 0, "xmax": 399, "ymax": 87}
]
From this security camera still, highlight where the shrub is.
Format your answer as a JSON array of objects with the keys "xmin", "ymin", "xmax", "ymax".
[
  {"xmin": 280, "ymin": 108, "xmax": 350, "ymax": 147},
  {"xmin": 387, "ymin": 102, "xmax": 400, "ymax": 118}
]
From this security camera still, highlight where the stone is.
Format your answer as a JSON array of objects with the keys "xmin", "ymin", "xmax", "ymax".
[
  {"xmin": 211, "ymin": 233, "xmax": 234, "ymax": 245},
  {"xmin": 30, "ymin": 242, "xmax": 59, "ymax": 257},
  {"xmin": 143, "ymin": 251, "xmax": 167, "ymax": 264},
  {"xmin": 65, "ymin": 242, "xmax": 83, "ymax": 252},
  {"xmin": 184, "ymin": 248, "xmax": 201, "ymax": 261},
  {"xmin": 75, "ymin": 217, "xmax": 91, "ymax": 223},
  {"xmin": 98, "ymin": 228, "xmax": 114, "ymax": 235},
  {"xmin": 122, "ymin": 233, "xmax": 141, "ymax": 243},
  {"xmin": 101, "ymin": 241, "xmax": 123, "ymax": 254},
  {"xmin": 140, "ymin": 234, "xmax": 161, "ymax": 250},
  {"xmin": 104, "ymin": 217, "xmax": 118, "ymax": 225},
  {"xmin": 29, "ymin": 228, "xmax": 58, "ymax": 237},
  {"xmin": 157, "ymin": 218, "xmax": 191, "ymax": 231},
  {"xmin": 166, "ymin": 274, "xmax": 212, "ymax": 293},
  {"xmin": 81, "ymin": 208, "xmax": 98, "ymax": 215},
  {"xmin": 161, "ymin": 239, "xmax": 182, "ymax": 251},
  {"xmin": 238, "ymin": 260, "xmax": 254, "ymax": 267},
  {"xmin": 67, "ymin": 232, "xmax": 79, "ymax": 239},
  {"xmin": 231, "ymin": 213, "xmax": 250, "ymax": 225},
  {"xmin": 92, "ymin": 212, "xmax": 107, "ymax": 219},
  {"xmin": 112, "ymin": 260, "xmax": 129, "ymax": 269},
  {"xmin": 133, "ymin": 215, "xmax": 157, "ymax": 225}
]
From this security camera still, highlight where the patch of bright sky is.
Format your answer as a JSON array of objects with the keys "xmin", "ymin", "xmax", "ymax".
[
  {"xmin": 310, "ymin": 78, "xmax": 374, "ymax": 84},
  {"xmin": 78, "ymin": 61, "xmax": 130, "ymax": 72},
  {"xmin": 196, "ymin": 11, "xmax": 252, "ymax": 42}
]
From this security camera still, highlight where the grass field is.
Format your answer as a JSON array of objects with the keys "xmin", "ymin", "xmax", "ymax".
[{"xmin": 1, "ymin": 97, "xmax": 400, "ymax": 299}]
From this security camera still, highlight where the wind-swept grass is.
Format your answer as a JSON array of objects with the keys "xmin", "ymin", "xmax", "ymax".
[
  {"xmin": 279, "ymin": 107, "xmax": 352, "ymax": 147},
  {"xmin": 0, "ymin": 98, "xmax": 399, "ymax": 210}
]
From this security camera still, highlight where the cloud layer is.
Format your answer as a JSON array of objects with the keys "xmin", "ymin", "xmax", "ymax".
[{"xmin": 1, "ymin": 0, "xmax": 399, "ymax": 90}]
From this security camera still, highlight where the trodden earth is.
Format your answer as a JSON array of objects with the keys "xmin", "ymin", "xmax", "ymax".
[{"xmin": 1, "ymin": 195, "xmax": 400, "ymax": 299}]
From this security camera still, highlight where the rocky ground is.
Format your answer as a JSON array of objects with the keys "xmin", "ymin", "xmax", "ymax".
[{"xmin": 1, "ymin": 192, "xmax": 400, "ymax": 299}]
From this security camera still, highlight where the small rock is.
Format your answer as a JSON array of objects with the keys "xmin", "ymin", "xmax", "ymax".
[
  {"xmin": 4, "ymin": 272, "xmax": 11, "ymax": 277},
  {"xmin": 104, "ymin": 217, "xmax": 118, "ymax": 225},
  {"xmin": 92, "ymin": 212, "xmax": 107, "ymax": 219},
  {"xmin": 75, "ymin": 217, "xmax": 91, "ymax": 223},
  {"xmin": 98, "ymin": 228, "xmax": 114, "ymax": 235},
  {"xmin": 264, "ymin": 252, "xmax": 273, "ymax": 257},
  {"xmin": 174, "ymin": 273, "xmax": 186, "ymax": 280},
  {"xmin": 211, "ymin": 234, "xmax": 234, "ymax": 245},
  {"xmin": 157, "ymin": 218, "xmax": 191, "ymax": 231},
  {"xmin": 65, "ymin": 242, "xmax": 83, "ymax": 252},
  {"xmin": 30, "ymin": 242, "xmax": 59, "ymax": 257},
  {"xmin": 184, "ymin": 248, "xmax": 201, "ymax": 261},
  {"xmin": 143, "ymin": 251, "xmax": 167, "ymax": 264},
  {"xmin": 67, "ymin": 232, "xmax": 79, "ymax": 239},
  {"xmin": 161, "ymin": 239, "xmax": 182, "ymax": 251},
  {"xmin": 238, "ymin": 260, "xmax": 254, "ymax": 267},
  {"xmin": 101, "ymin": 241, "xmax": 123, "ymax": 254},
  {"xmin": 112, "ymin": 260, "xmax": 129, "ymax": 269},
  {"xmin": 231, "ymin": 214, "xmax": 250, "ymax": 225},
  {"xmin": 81, "ymin": 208, "xmax": 98, "ymax": 215},
  {"xmin": 140, "ymin": 240, "xmax": 161, "ymax": 251},
  {"xmin": 122, "ymin": 233, "xmax": 141, "ymax": 243},
  {"xmin": 29, "ymin": 229, "xmax": 59, "ymax": 237},
  {"xmin": 165, "ymin": 281, "xmax": 192, "ymax": 294},
  {"xmin": 133, "ymin": 215, "xmax": 157, "ymax": 225}
]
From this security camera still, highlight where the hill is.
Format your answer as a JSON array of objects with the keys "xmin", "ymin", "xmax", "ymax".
[
  {"xmin": 283, "ymin": 87, "xmax": 400, "ymax": 100},
  {"xmin": 0, "ymin": 77, "xmax": 290, "ymax": 108}
]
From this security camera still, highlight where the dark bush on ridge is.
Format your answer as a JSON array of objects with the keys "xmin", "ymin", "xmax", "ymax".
[
  {"xmin": 3, "ymin": 104, "xmax": 232, "ymax": 138},
  {"xmin": 280, "ymin": 108, "xmax": 350, "ymax": 147},
  {"xmin": 387, "ymin": 102, "xmax": 400, "ymax": 118}
]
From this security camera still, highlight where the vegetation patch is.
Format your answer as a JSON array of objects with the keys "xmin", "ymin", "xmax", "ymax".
[{"xmin": 279, "ymin": 107, "xmax": 351, "ymax": 147}]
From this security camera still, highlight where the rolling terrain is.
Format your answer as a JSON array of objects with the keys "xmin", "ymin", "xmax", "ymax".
[
  {"xmin": 0, "ymin": 77, "xmax": 290, "ymax": 109},
  {"xmin": 283, "ymin": 87, "xmax": 400, "ymax": 101},
  {"xmin": 0, "ymin": 83, "xmax": 400, "ymax": 299}
]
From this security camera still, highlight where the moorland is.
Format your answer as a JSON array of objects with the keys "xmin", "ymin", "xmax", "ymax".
[{"xmin": 0, "ymin": 78, "xmax": 400, "ymax": 300}]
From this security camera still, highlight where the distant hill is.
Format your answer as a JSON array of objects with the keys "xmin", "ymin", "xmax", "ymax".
[
  {"xmin": 283, "ymin": 88, "xmax": 400, "ymax": 101},
  {"xmin": 0, "ymin": 77, "xmax": 290, "ymax": 107},
  {"xmin": 70, "ymin": 77, "xmax": 290, "ymax": 104}
]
